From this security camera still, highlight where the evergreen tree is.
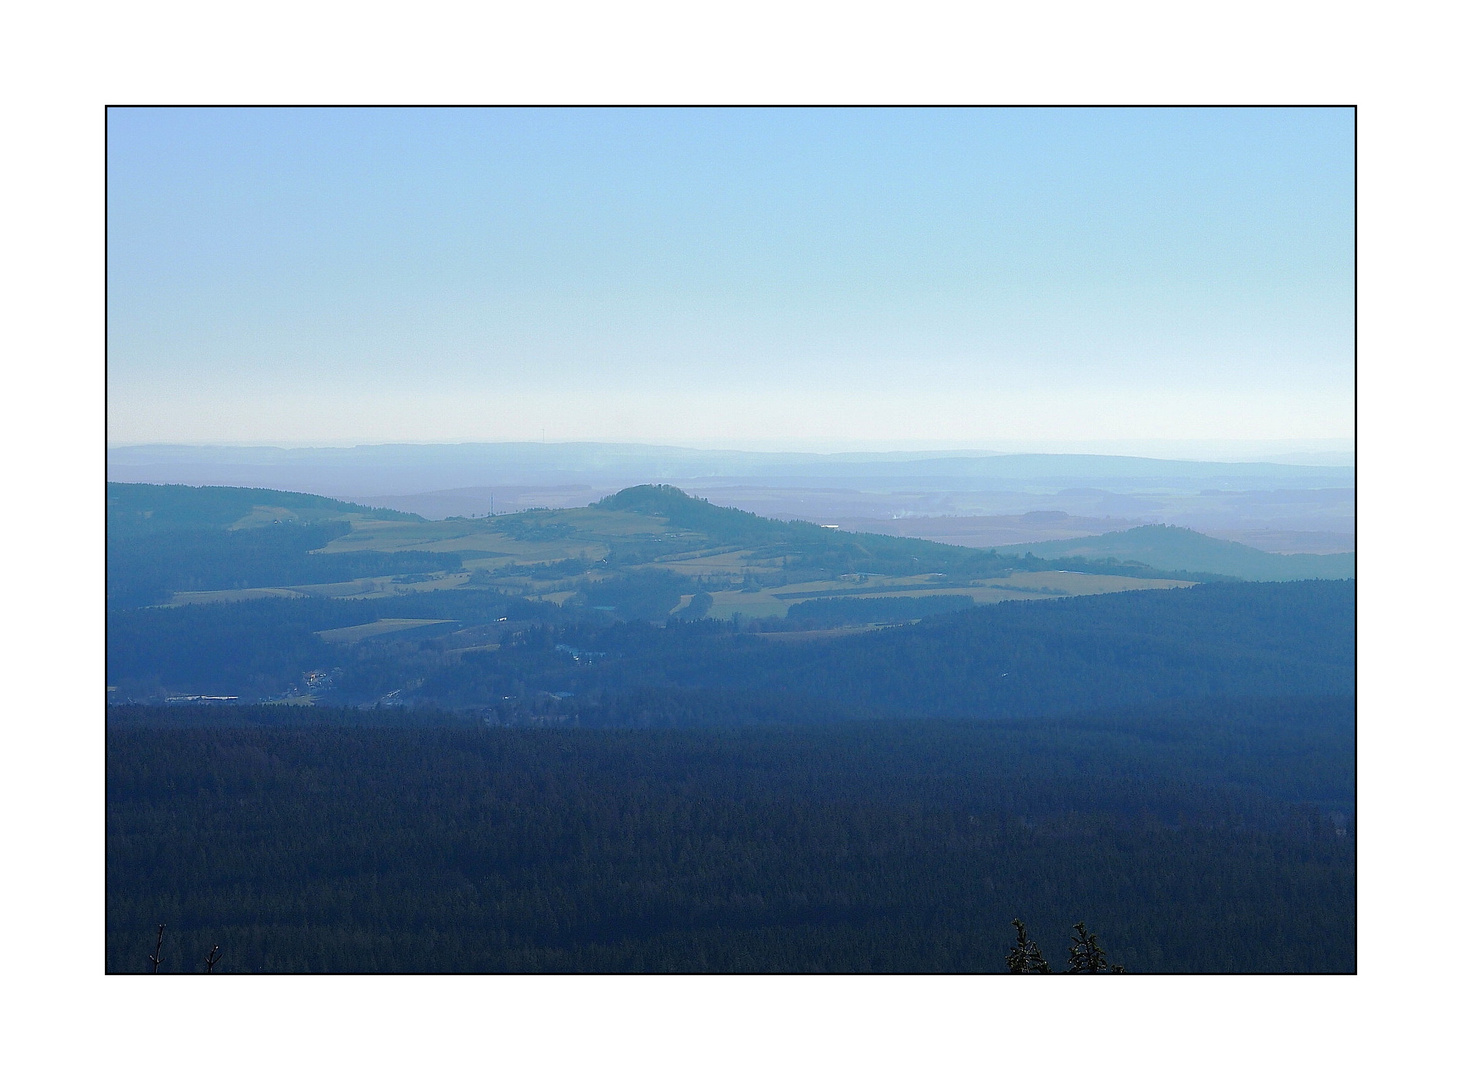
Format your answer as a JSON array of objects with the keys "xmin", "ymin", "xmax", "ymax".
[
  {"xmin": 1005, "ymin": 919, "xmax": 1052, "ymax": 974},
  {"xmin": 1005, "ymin": 920, "xmax": 1127, "ymax": 973},
  {"xmin": 1067, "ymin": 922, "xmax": 1125, "ymax": 974}
]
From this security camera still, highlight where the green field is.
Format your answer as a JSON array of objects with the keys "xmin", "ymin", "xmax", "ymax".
[
  {"xmin": 658, "ymin": 549, "xmax": 764, "ymax": 575},
  {"xmin": 315, "ymin": 519, "xmax": 501, "ymax": 553},
  {"xmin": 984, "ymin": 569, "xmax": 1195, "ymax": 595},
  {"xmin": 705, "ymin": 591, "xmax": 795, "ymax": 619},
  {"xmin": 168, "ymin": 572, "xmax": 475, "ymax": 606},
  {"xmin": 316, "ymin": 619, "xmax": 453, "ymax": 644},
  {"xmin": 317, "ymin": 508, "xmax": 683, "ymax": 560},
  {"xmin": 167, "ymin": 586, "xmax": 307, "ymax": 605},
  {"xmin": 705, "ymin": 571, "xmax": 1194, "ymax": 621}
]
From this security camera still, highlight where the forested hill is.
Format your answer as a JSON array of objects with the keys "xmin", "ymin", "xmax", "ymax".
[
  {"xmin": 595, "ymin": 484, "xmax": 792, "ymax": 543},
  {"xmin": 107, "ymin": 484, "xmax": 440, "ymax": 610},
  {"xmin": 107, "ymin": 482, "xmax": 421, "ymax": 534},
  {"xmin": 996, "ymin": 524, "xmax": 1354, "ymax": 581},
  {"xmin": 594, "ymin": 484, "xmax": 1211, "ymax": 581},
  {"xmin": 711, "ymin": 579, "xmax": 1355, "ymax": 717},
  {"xmin": 593, "ymin": 483, "xmax": 1024, "ymax": 573}
]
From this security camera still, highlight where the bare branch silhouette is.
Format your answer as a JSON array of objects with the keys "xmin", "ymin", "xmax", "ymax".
[
  {"xmin": 204, "ymin": 944, "xmax": 221, "ymax": 973},
  {"xmin": 148, "ymin": 924, "xmax": 165, "ymax": 974}
]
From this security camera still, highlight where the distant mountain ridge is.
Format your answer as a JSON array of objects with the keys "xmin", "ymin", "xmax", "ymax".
[
  {"xmin": 996, "ymin": 525, "xmax": 1354, "ymax": 581},
  {"xmin": 107, "ymin": 442, "xmax": 1354, "ymax": 499}
]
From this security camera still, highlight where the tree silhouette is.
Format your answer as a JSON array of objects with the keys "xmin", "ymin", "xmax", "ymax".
[
  {"xmin": 1005, "ymin": 919, "xmax": 1052, "ymax": 973},
  {"xmin": 1005, "ymin": 920, "xmax": 1126, "ymax": 973},
  {"xmin": 1066, "ymin": 922, "xmax": 1125, "ymax": 973}
]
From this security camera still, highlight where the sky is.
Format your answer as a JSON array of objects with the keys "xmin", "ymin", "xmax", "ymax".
[{"xmin": 106, "ymin": 107, "xmax": 1355, "ymax": 452}]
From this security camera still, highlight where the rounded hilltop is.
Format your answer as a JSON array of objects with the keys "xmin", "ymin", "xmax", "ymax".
[
  {"xmin": 593, "ymin": 485, "xmax": 783, "ymax": 543},
  {"xmin": 593, "ymin": 484, "xmax": 706, "ymax": 513}
]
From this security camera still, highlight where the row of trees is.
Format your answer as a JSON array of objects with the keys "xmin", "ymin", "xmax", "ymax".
[
  {"xmin": 135, "ymin": 918, "xmax": 1119, "ymax": 975},
  {"xmin": 410, "ymin": 580, "xmax": 1355, "ymax": 719},
  {"xmin": 1006, "ymin": 920, "xmax": 1125, "ymax": 973}
]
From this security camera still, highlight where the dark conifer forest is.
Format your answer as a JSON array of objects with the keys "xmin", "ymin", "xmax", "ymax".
[{"xmin": 105, "ymin": 484, "xmax": 1355, "ymax": 973}]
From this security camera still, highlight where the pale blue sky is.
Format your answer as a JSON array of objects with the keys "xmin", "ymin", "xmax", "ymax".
[{"xmin": 107, "ymin": 107, "xmax": 1354, "ymax": 449}]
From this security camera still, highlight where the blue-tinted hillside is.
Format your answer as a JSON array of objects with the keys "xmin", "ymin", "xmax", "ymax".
[{"xmin": 996, "ymin": 524, "xmax": 1354, "ymax": 581}]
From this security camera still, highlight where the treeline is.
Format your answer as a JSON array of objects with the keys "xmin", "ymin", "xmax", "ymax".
[
  {"xmin": 414, "ymin": 581, "xmax": 1355, "ymax": 717},
  {"xmin": 106, "ymin": 713, "xmax": 1355, "ymax": 973},
  {"xmin": 782, "ymin": 594, "xmax": 977, "ymax": 627},
  {"xmin": 108, "ymin": 580, "xmax": 1355, "ymax": 715}
]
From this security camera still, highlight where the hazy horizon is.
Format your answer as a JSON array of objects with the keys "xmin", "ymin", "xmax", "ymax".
[
  {"xmin": 105, "ymin": 435, "xmax": 1355, "ymax": 467},
  {"xmin": 107, "ymin": 107, "xmax": 1354, "ymax": 449}
]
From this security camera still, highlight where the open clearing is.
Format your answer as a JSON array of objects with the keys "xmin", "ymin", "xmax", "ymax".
[
  {"xmin": 165, "ymin": 567, "xmax": 1189, "ymax": 616},
  {"xmin": 167, "ymin": 586, "xmax": 309, "ymax": 605},
  {"xmin": 995, "ymin": 570, "xmax": 1196, "ymax": 594},
  {"xmin": 706, "ymin": 592, "xmax": 794, "ymax": 619},
  {"xmin": 762, "ymin": 571, "xmax": 1195, "ymax": 605},
  {"xmin": 459, "ymin": 543, "xmax": 610, "ymax": 571},
  {"xmin": 316, "ymin": 520, "xmax": 501, "ymax": 553},
  {"xmin": 165, "ymin": 573, "xmax": 474, "ymax": 606},
  {"xmin": 316, "ymin": 508, "xmax": 684, "ymax": 558},
  {"xmin": 658, "ymin": 549, "xmax": 763, "ymax": 574},
  {"xmin": 549, "ymin": 508, "xmax": 683, "ymax": 537},
  {"xmin": 316, "ymin": 619, "xmax": 452, "ymax": 644},
  {"xmin": 293, "ymin": 573, "xmax": 474, "ymax": 600},
  {"xmin": 710, "ymin": 572, "xmax": 1197, "ymax": 620},
  {"xmin": 754, "ymin": 625, "xmax": 888, "ymax": 642}
]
